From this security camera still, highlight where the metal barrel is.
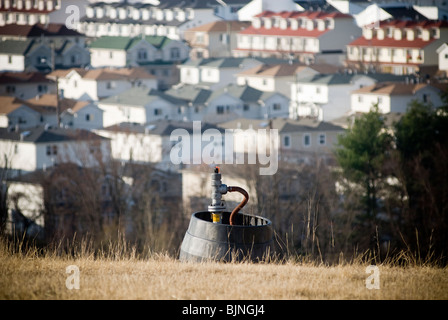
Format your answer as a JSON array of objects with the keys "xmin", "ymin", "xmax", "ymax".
[{"xmin": 179, "ymin": 211, "xmax": 275, "ymax": 262}]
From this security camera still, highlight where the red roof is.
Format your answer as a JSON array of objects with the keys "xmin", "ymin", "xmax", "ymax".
[
  {"xmin": 254, "ymin": 10, "xmax": 352, "ymax": 20},
  {"xmin": 239, "ymin": 25, "xmax": 329, "ymax": 38},
  {"xmin": 348, "ymin": 36, "xmax": 437, "ymax": 49},
  {"xmin": 378, "ymin": 19, "xmax": 448, "ymax": 29}
]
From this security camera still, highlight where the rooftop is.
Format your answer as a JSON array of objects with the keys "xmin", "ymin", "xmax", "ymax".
[{"xmin": 0, "ymin": 126, "xmax": 107, "ymax": 143}]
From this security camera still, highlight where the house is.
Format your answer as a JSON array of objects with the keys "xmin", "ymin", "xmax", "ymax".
[
  {"xmin": 437, "ymin": 43, "xmax": 448, "ymax": 79},
  {"xmin": 26, "ymin": 94, "xmax": 104, "ymax": 130},
  {"xmin": 0, "ymin": 96, "xmax": 45, "ymax": 129},
  {"xmin": 78, "ymin": 0, "xmax": 249, "ymax": 40},
  {"xmin": 350, "ymin": 82, "xmax": 448, "ymax": 114},
  {"xmin": 0, "ymin": 39, "xmax": 52, "ymax": 72},
  {"xmin": 97, "ymin": 87, "xmax": 186, "ymax": 127},
  {"xmin": 237, "ymin": 0, "xmax": 303, "ymax": 21},
  {"xmin": 218, "ymin": 117, "xmax": 345, "ymax": 165},
  {"xmin": 95, "ymin": 120, "xmax": 225, "ymax": 171},
  {"xmin": 89, "ymin": 35, "xmax": 189, "ymax": 90},
  {"xmin": 0, "ymin": 71, "xmax": 56, "ymax": 99},
  {"xmin": 346, "ymin": 19, "xmax": 448, "ymax": 76},
  {"xmin": 0, "ymin": 0, "xmax": 88, "ymax": 26},
  {"xmin": 235, "ymin": 62, "xmax": 339, "ymax": 99},
  {"xmin": 178, "ymin": 56, "xmax": 290, "ymax": 90},
  {"xmin": 165, "ymin": 83, "xmax": 290, "ymax": 123},
  {"xmin": 0, "ymin": 126, "xmax": 111, "ymax": 175},
  {"xmin": 0, "ymin": 94, "xmax": 103, "ymax": 131},
  {"xmin": 0, "ymin": 23, "xmax": 90, "ymax": 70},
  {"xmin": 233, "ymin": 10, "xmax": 361, "ymax": 66},
  {"xmin": 200, "ymin": 83, "xmax": 290, "ymax": 123},
  {"xmin": 289, "ymin": 72, "xmax": 414, "ymax": 121},
  {"xmin": 47, "ymin": 67, "xmax": 157, "ymax": 101},
  {"xmin": 184, "ymin": 20, "xmax": 250, "ymax": 59}
]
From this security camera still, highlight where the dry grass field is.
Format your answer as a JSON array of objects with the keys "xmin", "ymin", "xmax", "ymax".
[{"xmin": 1, "ymin": 239, "xmax": 447, "ymax": 300}]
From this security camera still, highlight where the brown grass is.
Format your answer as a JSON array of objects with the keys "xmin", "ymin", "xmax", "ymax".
[{"xmin": 0, "ymin": 238, "xmax": 447, "ymax": 300}]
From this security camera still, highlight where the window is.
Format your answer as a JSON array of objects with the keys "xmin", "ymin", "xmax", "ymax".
[
  {"xmin": 109, "ymin": 51, "xmax": 113, "ymax": 59},
  {"xmin": 137, "ymin": 48, "xmax": 147, "ymax": 61},
  {"xmin": 303, "ymin": 133, "xmax": 311, "ymax": 147},
  {"xmin": 38, "ymin": 85, "xmax": 48, "ymax": 93},
  {"xmin": 220, "ymin": 33, "xmax": 228, "ymax": 44},
  {"xmin": 273, "ymin": 103, "xmax": 281, "ymax": 110},
  {"xmin": 154, "ymin": 108, "xmax": 162, "ymax": 116},
  {"xmin": 6, "ymin": 85, "xmax": 15, "ymax": 93},
  {"xmin": 86, "ymin": 114, "xmax": 93, "ymax": 121},
  {"xmin": 46, "ymin": 145, "xmax": 58, "ymax": 156},
  {"xmin": 170, "ymin": 47, "xmax": 180, "ymax": 60},
  {"xmin": 37, "ymin": 56, "xmax": 47, "ymax": 64},
  {"xmin": 358, "ymin": 95, "xmax": 363, "ymax": 103},
  {"xmin": 8, "ymin": 55, "xmax": 12, "ymax": 64},
  {"xmin": 283, "ymin": 135, "xmax": 291, "ymax": 148},
  {"xmin": 316, "ymin": 87, "xmax": 321, "ymax": 94},
  {"xmin": 318, "ymin": 133, "xmax": 326, "ymax": 145},
  {"xmin": 216, "ymin": 106, "xmax": 225, "ymax": 114},
  {"xmin": 243, "ymin": 104, "xmax": 249, "ymax": 111}
]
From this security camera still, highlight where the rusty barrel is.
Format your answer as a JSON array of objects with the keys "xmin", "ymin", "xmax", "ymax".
[{"xmin": 179, "ymin": 211, "xmax": 275, "ymax": 262}]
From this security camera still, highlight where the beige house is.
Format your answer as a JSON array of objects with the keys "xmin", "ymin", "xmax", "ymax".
[
  {"xmin": 184, "ymin": 20, "xmax": 250, "ymax": 59},
  {"xmin": 346, "ymin": 19, "xmax": 448, "ymax": 76}
]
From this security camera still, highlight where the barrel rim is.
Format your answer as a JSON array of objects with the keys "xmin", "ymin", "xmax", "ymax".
[{"xmin": 191, "ymin": 211, "xmax": 273, "ymax": 228}]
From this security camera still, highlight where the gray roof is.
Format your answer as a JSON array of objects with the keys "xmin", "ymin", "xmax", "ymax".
[
  {"xmin": 165, "ymin": 85, "xmax": 212, "ymax": 104},
  {"xmin": 218, "ymin": 118, "xmax": 345, "ymax": 133},
  {"xmin": 181, "ymin": 57, "xmax": 296, "ymax": 69},
  {"xmin": 0, "ymin": 39, "xmax": 44, "ymax": 55},
  {"xmin": 164, "ymin": 83, "xmax": 283, "ymax": 105},
  {"xmin": 208, "ymin": 84, "xmax": 279, "ymax": 103},
  {"xmin": 100, "ymin": 87, "xmax": 186, "ymax": 106},
  {"xmin": 102, "ymin": 119, "xmax": 224, "ymax": 136},
  {"xmin": 296, "ymin": 72, "xmax": 419, "ymax": 85},
  {"xmin": 0, "ymin": 126, "xmax": 107, "ymax": 143}
]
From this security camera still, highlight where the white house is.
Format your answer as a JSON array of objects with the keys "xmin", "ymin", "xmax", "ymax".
[
  {"xmin": 437, "ymin": 43, "xmax": 448, "ymax": 75},
  {"xmin": 202, "ymin": 83, "xmax": 290, "ymax": 123},
  {"xmin": 165, "ymin": 83, "xmax": 290, "ymax": 123},
  {"xmin": 89, "ymin": 35, "xmax": 189, "ymax": 68},
  {"xmin": 78, "ymin": 0, "xmax": 248, "ymax": 40},
  {"xmin": 0, "ymin": 71, "xmax": 56, "ymax": 99},
  {"xmin": 98, "ymin": 87, "xmax": 186, "ymax": 127},
  {"xmin": 290, "ymin": 73, "xmax": 379, "ymax": 121},
  {"xmin": 178, "ymin": 56, "xmax": 289, "ymax": 90},
  {"xmin": 48, "ymin": 67, "xmax": 157, "ymax": 101},
  {"xmin": 0, "ymin": 39, "xmax": 52, "ymax": 72},
  {"xmin": 0, "ymin": 126, "xmax": 111, "ymax": 175},
  {"xmin": 0, "ymin": 94, "xmax": 104, "ymax": 131},
  {"xmin": 351, "ymin": 82, "xmax": 447, "ymax": 114},
  {"xmin": 218, "ymin": 117, "xmax": 345, "ymax": 165},
  {"xmin": 89, "ymin": 35, "xmax": 189, "ymax": 90},
  {"xmin": 25, "ymin": 94, "xmax": 104, "ymax": 130},
  {"xmin": 0, "ymin": 96, "xmax": 43, "ymax": 129},
  {"xmin": 0, "ymin": 0, "xmax": 88, "ymax": 26},
  {"xmin": 95, "ymin": 120, "xmax": 225, "ymax": 171}
]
